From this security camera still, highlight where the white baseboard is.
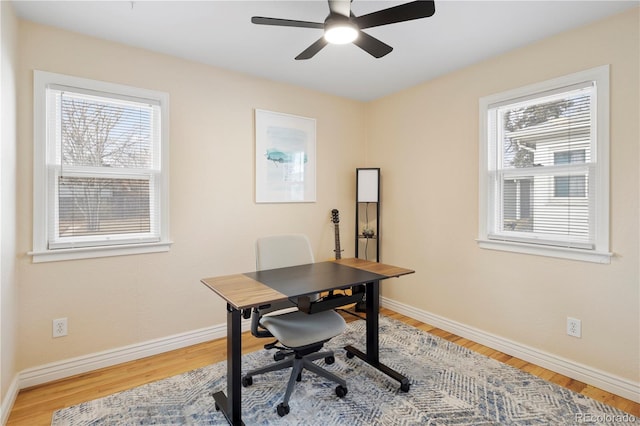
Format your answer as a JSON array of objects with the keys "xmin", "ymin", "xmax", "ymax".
[
  {"xmin": 2, "ymin": 300, "xmax": 638, "ymax": 425},
  {"xmin": 18, "ymin": 322, "xmax": 230, "ymax": 389},
  {"xmin": 0, "ymin": 375, "xmax": 19, "ymax": 426},
  {"xmin": 1, "ymin": 319, "xmax": 250, "ymax": 425},
  {"xmin": 381, "ymin": 297, "xmax": 640, "ymax": 403}
]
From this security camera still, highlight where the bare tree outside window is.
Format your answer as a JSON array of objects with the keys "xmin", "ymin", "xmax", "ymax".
[{"xmin": 58, "ymin": 94, "xmax": 154, "ymax": 237}]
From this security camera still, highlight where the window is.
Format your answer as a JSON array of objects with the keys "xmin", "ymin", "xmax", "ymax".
[
  {"xmin": 554, "ymin": 150, "xmax": 586, "ymax": 198},
  {"xmin": 31, "ymin": 71, "xmax": 170, "ymax": 262},
  {"xmin": 478, "ymin": 66, "xmax": 610, "ymax": 263}
]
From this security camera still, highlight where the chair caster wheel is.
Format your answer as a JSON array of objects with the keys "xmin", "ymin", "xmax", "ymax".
[
  {"xmin": 335, "ymin": 385, "xmax": 348, "ymax": 398},
  {"xmin": 242, "ymin": 376, "xmax": 253, "ymax": 387},
  {"xmin": 400, "ymin": 381, "xmax": 410, "ymax": 392},
  {"xmin": 274, "ymin": 351, "xmax": 285, "ymax": 361},
  {"xmin": 325, "ymin": 355, "xmax": 335, "ymax": 365},
  {"xmin": 277, "ymin": 403, "xmax": 290, "ymax": 417},
  {"xmin": 346, "ymin": 351, "xmax": 355, "ymax": 359},
  {"xmin": 214, "ymin": 402, "xmax": 220, "ymax": 411}
]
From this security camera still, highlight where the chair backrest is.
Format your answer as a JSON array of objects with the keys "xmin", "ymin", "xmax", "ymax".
[
  {"xmin": 256, "ymin": 234, "xmax": 315, "ymax": 271},
  {"xmin": 251, "ymin": 235, "xmax": 316, "ymax": 338}
]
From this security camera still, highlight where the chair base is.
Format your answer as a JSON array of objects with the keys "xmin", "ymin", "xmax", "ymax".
[{"xmin": 242, "ymin": 350, "xmax": 347, "ymax": 416}]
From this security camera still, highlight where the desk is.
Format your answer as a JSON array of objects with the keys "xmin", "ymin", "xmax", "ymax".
[{"xmin": 201, "ymin": 258, "xmax": 414, "ymax": 425}]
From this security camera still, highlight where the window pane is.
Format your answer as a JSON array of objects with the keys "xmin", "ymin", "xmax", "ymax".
[
  {"xmin": 554, "ymin": 149, "xmax": 586, "ymax": 165},
  {"xmin": 59, "ymin": 91, "xmax": 154, "ymax": 169},
  {"xmin": 554, "ymin": 175, "xmax": 587, "ymax": 197},
  {"xmin": 501, "ymin": 174, "xmax": 590, "ymax": 242},
  {"xmin": 58, "ymin": 176, "xmax": 151, "ymax": 238},
  {"xmin": 490, "ymin": 84, "xmax": 594, "ymax": 246},
  {"xmin": 502, "ymin": 178, "xmax": 533, "ymax": 232},
  {"xmin": 499, "ymin": 89, "xmax": 592, "ymax": 169},
  {"xmin": 554, "ymin": 150, "xmax": 586, "ymax": 197},
  {"xmin": 47, "ymin": 85, "xmax": 161, "ymax": 247}
]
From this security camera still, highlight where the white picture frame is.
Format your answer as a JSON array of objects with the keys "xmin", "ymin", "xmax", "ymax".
[{"xmin": 255, "ymin": 109, "xmax": 316, "ymax": 203}]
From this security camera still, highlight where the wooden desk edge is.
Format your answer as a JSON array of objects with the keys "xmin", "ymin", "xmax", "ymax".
[
  {"xmin": 334, "ymin": 258, "xmax": 415, "ymax": 278},
  {"xmin": 201, "ymin": 273, "xmax": 289, "ymax": 310},
  {"xmin": 201, "ymin": 258, "xmax": 413, "ymax": 309}
]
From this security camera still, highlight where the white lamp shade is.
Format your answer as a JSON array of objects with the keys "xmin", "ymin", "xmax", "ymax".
[{"xmin": 357, "ymin": 168, "xmax": 379, "ymax": 202}]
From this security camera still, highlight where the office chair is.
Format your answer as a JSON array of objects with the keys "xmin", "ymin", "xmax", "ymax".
[{"xmin": 242, "ymin": 234, "xmax": 348, "ymax": 417}]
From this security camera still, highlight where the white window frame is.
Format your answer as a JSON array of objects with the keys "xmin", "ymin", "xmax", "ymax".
[
  {"xmin": 478, "ymin": 65, "xmax": 611, "ymax": 263},
  {"xmin": 30, "ymin": 71, "xmax": 171, "ymax": 262}
]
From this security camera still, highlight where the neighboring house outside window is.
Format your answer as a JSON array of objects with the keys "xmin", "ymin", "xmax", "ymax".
[
  {"xmin": 31, "ymin": 71, "xmax": 171, "ymax": 262},
  {"xmin": 478, "ymin": 66, "xmax": 610, "ymax": 263}
]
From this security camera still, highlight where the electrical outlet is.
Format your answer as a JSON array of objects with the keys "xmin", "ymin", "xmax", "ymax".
[
  {"xmin": 53, "ymin": 317, "xmax": 68, "ymax": 338},
  {"xmin": 567, "ymin": 317, "xmax": 581, "ymax": 338}
]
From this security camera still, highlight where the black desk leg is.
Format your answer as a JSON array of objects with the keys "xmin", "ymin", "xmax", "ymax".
[
  {"xmin": 365, "ymin": 279, "xmax": 380, "ymax": 364},
  {"xmin": 211, "ymin": 304, "xmax": 244, "ymax": 425},
  {"xmin": 345, "ymin": 280, "xmax": 411, "ymax": 392}
]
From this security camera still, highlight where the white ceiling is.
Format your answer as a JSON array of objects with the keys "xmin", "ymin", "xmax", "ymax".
[{"xmin": 12, "ymin": 0, "xmax": 638, "ymax": 101}]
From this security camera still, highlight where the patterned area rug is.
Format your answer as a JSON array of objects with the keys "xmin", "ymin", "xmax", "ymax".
[{"xmin": 52, "ymin": 316, "xmax": 633, "ymax": 425}]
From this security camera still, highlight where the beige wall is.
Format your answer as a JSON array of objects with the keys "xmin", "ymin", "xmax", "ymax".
[
  {"xmin": 1, "ymin": 0, "xmax": 19, "ymax": 404},
  {"xmin": 16, "ymin": 20, "xmax": 366, "ymax": 370},
  {"xmin": 9, "ymin": 5, "xmax": 639, "ymax": 397},
  {"xmin": 369, "ymin": 8, "xmax": 639, "ymax": 383}
]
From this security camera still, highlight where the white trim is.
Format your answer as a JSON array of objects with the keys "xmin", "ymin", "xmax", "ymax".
[
  {"xmin": 31, "ymin": 70, "xmax": 171, "ymax": 262},
  {"xmin": 29, "ymin": 240, "xmax": 173, "ymax": 263},
  {"xmin": 1, "ymin": 319, "xmax": 253, "ymax": 421},
  {"xmin": 0, "ymin": 375, "xmax": 20, "ymax": 426},
  {"xmin": 0, "ymin": 321, "xmax": 228, "ymax": 422},
  {"xmin": 476, "ymin": 238, "xmax": 612, "ymax": 264},
  {"xmin": 478, "ymin": 65, "xmax": 610, "ymax": 262},
  {"xmin": 17, "ymin": 320, "xmax": 245, "ymax": 389},
  {"xmin": 2, "ymin": 301, "xmax": 637, "ymax": 421},
  {"xmin": 381, "ymin": 296, "xmax": 640, "ymax": 403}
]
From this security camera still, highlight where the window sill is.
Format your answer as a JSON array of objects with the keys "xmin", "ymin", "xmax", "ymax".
[
  {"xmin": 476, "ymin": 239, "xmax": 612, "ymax": 264},
  {"xmin": 29, "ymin": 241, "xmax": 173, "ymax": 263}
]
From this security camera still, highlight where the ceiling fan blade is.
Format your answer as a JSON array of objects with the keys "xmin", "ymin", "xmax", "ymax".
[
  {"xmin": 251, "ymin": 16, "xmax": 324, "ymax": 29},
  {"xmin": 328, "ymin": 0, "xmax": 351, "ymax": 17},
  {"xmin": 352, "ymin": 31, "xmax": 393, "ymax": 58},
  {"xmin": 295, "ymin": 38, "xmax": 329, "ymax": 60},
  {"xmin": 355, "ymin": 0, "xmax": 435, "ymax": 30}
]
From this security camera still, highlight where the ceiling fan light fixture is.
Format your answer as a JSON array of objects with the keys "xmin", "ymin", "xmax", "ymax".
[
  {"xmin": 252, "ymin": 0, "xmax": 436, "ymax": 59},
  {"xmin": 324, "ymin": 20, "xmax": 358, "ymax": 44}
]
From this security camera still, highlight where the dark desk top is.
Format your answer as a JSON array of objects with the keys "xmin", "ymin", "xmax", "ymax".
[
  {"xmin": 201, "ymin": 258, "xmax": 414, "ymax": 310},
  {"xmin": 244, "ymin": 261, "xmax": 385, "ymax": 298}
]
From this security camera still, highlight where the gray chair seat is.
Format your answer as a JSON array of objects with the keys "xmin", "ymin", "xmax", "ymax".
[{"xmin": 260, "ymin": 310, "xmax": 346, "ymax": 349}]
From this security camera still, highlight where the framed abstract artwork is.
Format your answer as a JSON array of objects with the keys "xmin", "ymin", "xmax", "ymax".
[{"xmin": 255, "ymin": 109, "xmax": 316, "ymax": 203}]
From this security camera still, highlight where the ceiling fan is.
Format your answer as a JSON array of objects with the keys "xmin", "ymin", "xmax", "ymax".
[{"xmin": 251, "ymin": 0, "xmax": 436, "ymax": 60}]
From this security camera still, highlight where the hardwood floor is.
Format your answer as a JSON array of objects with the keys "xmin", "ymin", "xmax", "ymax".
[{"xmin": 8, "ymin": 307, "xmax": 639, "ymax": 425}]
